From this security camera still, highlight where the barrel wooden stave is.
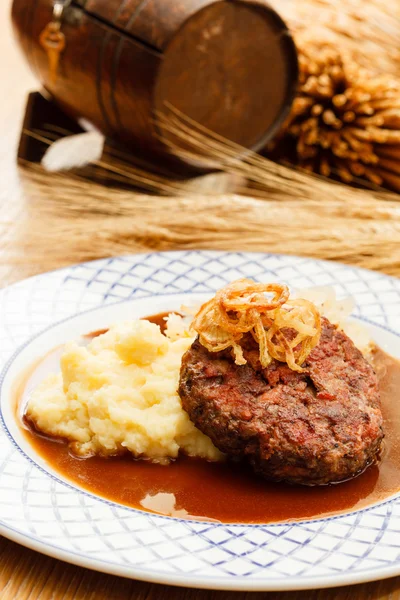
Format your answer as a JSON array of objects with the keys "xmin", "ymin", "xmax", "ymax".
[{"xmin": 74, "ymin": 0, "xmax": 217, "ymax": 50}]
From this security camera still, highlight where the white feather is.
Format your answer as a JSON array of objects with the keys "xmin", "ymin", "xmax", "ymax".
[{"xmin": 42, "ymin": 131, "xmax": 105, "ymax": 172}]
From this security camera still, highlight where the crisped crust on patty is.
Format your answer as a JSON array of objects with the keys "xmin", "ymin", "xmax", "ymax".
[{"xmin": 179, "ymin": 318, "xmax": 383, "ymax": 485}]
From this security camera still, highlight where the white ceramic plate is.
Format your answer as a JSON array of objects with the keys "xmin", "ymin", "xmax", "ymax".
[{"xmin": 1, "ymin": 251, "xmax": 400, "ymax": 592}]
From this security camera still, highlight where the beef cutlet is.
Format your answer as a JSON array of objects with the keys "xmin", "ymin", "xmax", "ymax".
[{"xmin": 179, "ymin": 318, "xmax": 383, "ymax": 485}]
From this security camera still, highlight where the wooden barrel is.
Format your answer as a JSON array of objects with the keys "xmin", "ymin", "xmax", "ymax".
[{"xmin": 12, "ymin": 0, "xmax": 298, "ymax": 171}]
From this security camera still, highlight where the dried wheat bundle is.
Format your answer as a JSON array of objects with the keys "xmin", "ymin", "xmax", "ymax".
[
  {"xmin": 4, "ymin": 163, "xmax": 399, "ymax": 294},
  {"xmin": 267, "ymin": 37, "xmax": 400, "ymax": 192}
]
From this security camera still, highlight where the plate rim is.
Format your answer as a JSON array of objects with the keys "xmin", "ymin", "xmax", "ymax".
[{"xmin": 2, "ymin": 517, "xmax": 400, "ymax": 592}]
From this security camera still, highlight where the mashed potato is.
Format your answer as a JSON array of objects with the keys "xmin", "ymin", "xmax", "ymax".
[{"xmin": 26, "ymin": 319, "xmax": 223, "ymax": 463}]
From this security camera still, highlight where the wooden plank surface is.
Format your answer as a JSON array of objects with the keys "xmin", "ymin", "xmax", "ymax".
[{"xmin": 2, "ymin": 0, "xmax": 400, "ymax": 598}]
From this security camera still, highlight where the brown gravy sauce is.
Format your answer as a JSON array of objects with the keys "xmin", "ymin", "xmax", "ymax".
[{"xmin": 20, "ymin": 313, "xmax": 400, "ymax": 524}]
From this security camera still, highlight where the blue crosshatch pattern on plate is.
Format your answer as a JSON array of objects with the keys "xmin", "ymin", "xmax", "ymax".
[{"xmin": 1, "ymin": 251, "xmax": 400, "ymax": 590}]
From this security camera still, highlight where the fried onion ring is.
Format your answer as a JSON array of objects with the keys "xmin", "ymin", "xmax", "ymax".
[{"xmin": 191, "ymin": 279, "xmax": 321, "ymax": 372}]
